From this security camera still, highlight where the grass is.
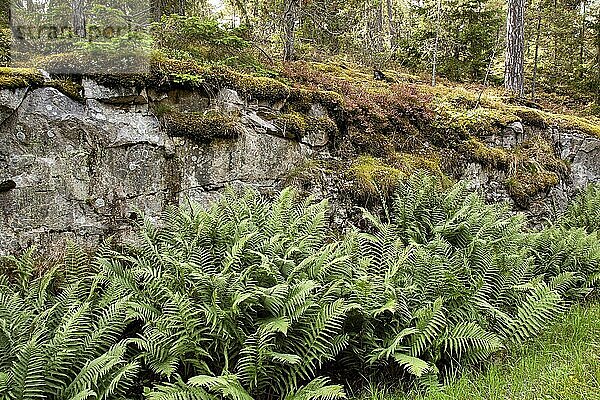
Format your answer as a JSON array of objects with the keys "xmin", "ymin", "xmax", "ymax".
[{"xmin": 361, "ymin": 303, "xmax": 600, "ymax": 400}]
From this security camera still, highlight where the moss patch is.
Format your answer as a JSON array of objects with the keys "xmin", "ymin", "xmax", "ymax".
[
  {"xmin": 506, "ymin": 171, "xmax": 560, "ymax": 203},
  {"xmin": 463, "ymin": 137, "xmax": 511, "ymax": 169},
  {"xmin": 0, "ymin": 67, "xmax": 45, "ymax": 89},
  {"xmin": 150, "ymin": 56, "xmax": 291, "ymax": 102},
  {"xmin": 47, "ymin": 80, "xmax": 84, "ymax": 101},
  {"xmin": 269, "ymin": 112, "xmax": 338, "ymax": 141},
  {"xmin": 505, "ymin": 135, "xmax": 568, "ymax": 205},
  {"xmin": 393, "ymin": 152, "xmax": 445, "ymax": 177},
  {"xmin": 350, "ymin": 155, "xmax": 403, "ymax": 198},
  {"xmin": 348, "ymin": 152, "xmax": 446, "ymax": 199},
  {"xmin": 163, "ymin": 110, "xmax": 240, "ymax": 141}
]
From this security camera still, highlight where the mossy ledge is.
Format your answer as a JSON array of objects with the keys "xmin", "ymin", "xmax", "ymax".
[
  {"xmin": 163, "ymin": 110, "xmax": 241, "ymax": 142},
  {"xmin": 150, "ymin": 57, "xmax": 291, "ymax": 102},
  {"xmin": 47, "ymin": 79, "xmax": 84, "ymax": 101},
  {"xmin": 347, "ymin": 153, "xmax": 446, "ymax": 198},
  {"xmin": 0, "ymin": 67, "xmax": 45, "ymax": 89},
  {"xmin": 267, "ymin": 111, "xmax": 338, "ymax": 141}
]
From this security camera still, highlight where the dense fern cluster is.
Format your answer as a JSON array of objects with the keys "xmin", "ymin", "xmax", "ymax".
[
  {"xmin": 1, "ymin": 176, "xmax": 599, "ymax": 399},
  {"xmin": 559, "ymin": 184, "xmax": 600, "ymax": 233}
]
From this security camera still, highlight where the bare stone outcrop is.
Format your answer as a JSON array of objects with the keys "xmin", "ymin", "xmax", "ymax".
[{"xmin": 0, "ymin": 84, "xmax": 314, "ymax": 254}]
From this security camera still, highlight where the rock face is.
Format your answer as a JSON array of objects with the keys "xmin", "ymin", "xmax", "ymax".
[
  {"xmin": 0, "ymin": 79, "xmax": 599, "ymax": 254},
  {"xmin": 0, "ymin": 82, "xmax": 315, "ymax": 254},
  {"xmin": 463, "ymin": 124, "xmax": 600, "ymax": 223}
]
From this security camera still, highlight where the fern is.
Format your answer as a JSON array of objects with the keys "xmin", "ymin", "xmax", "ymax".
[{"xmin": 1, "ymin": 180, "xmax": 598, "ymax": 398}]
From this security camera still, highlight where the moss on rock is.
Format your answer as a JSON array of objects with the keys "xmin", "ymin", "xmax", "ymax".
[
  {"xmin": 349, "ymin": 155, "xmax": 403, "ymax": 197},
  {"xmin": 464, "ymin": 137, "xmax": 511, "ymax": 169},
  {"xmin": 348, "ymin": 152, "xmax": 446, "ymax": 198},
  {"xmin": 151, "ymin": 57, "xmax": 291, "ymax": 101},
  {"xmin": 47, "ymin": 80, "xmax": 84, "ymax": 101},
  {"xmin": 163, "ymin": 110, "xmax": 240, "ymax": 141},
  {"xmin": 0, "ymin": 67, "xmax": 45, "ymax": 89},
  {"xmin": 505, "ymin": 134, "xmax": 568, "ymax": 204},
  {"xmin": 270, "ymin": 112, "xmax": 338, "ymax": 141}
]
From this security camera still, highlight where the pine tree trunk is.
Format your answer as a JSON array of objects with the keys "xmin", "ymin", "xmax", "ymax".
[
  {"xmin": 579, "ymin": 0, "xmax": 587, "ymax": 73},
  {"xmin": 283, "ymin": 0, "xmax": 300, "ymax": 61},
  {"xmin": 151, "ymin": 0, "xmax": 185, "ymax": 22},
  {"xmin": 386, "ymin": 0, "xmax": 396, "ymax": 50},
  {"xmin": 72, "ymin": 0, "xmax": 86, "ymax": 38},
  {"xmin": 505, "ymin": 0, "xmax": 525, "ymax": 97},
  {"xmin": 431, "ymin": 0, "xmax": 441, "ymax": 86},
  {"xmin": 531, "ymin": 6, "xmax": 542, "ymax": 101},
  {"xmin": 375, "ymin": 0, "xmax": 384, "ymax": 52}
]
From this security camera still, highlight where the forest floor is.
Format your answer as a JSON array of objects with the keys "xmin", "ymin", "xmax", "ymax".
[{"xmin": 361, "ymin": 302, "xmax": 600, "ymax": 400}]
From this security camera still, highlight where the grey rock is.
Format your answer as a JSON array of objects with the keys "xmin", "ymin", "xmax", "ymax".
[
  {"xmin": 309, "ymin": 104, "xmax": 328, "ymax": 118},
  {"xmin": 83, "ymin": 78, "xmax": 148, "ymax": 104},
  {"xmin": 217, "ymin": 88, "xmax": 245, "ymax": 113},
  {"xmin": 507, "ymin": 121, "xmax": 524, "ymax": 135},
  {"xmin": 0, "ymin": 88, "xmax": 28, "ymax": 125},
  {"xmin": 1, "ymin": 79, "xmax": 599, "ymax": 255},
  {"xmin": 242, "ymin": 111, "xmax": 279, "ymax": 134},
  {"xmin": 0, "ymin": 82, "xmax": 313, "ymax": 254}
]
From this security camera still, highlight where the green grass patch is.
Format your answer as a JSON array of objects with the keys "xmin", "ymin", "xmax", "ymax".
[{"xmin": 375, "ymin": 303, "xmax": 600, "ymax": 400}]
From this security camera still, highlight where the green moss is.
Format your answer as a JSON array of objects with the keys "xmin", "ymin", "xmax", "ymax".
[
  {"xmin": 312, "ymin": 90, "xmax": 345, "ymax": 110},
  {"xmin": 222, "ymin": 69, "xmax": 290, "ymax": 101},
  {"xmin": 272, "ymin": 112, "xmax": 307, "ymax": 139},
  {"xmin": 268, "ymin": 112, "xmax": 338, "ymax": 141},
  {"xmin": 504, "ymin": 134, "xmax": 568, "ymax": 204},
  {"xmin": 47, "ymin": 80, "xmax": 84, "ymax": 101},
  {"xmin": 163, "ymin": 110, "xmax": 240, "ymax": 141},
  {"xmin": 151, "ymin": 57, "xmax": 291, "ymax": 101},
  {"xmin": 349, "ymin": 155, "xmax": 403, "ymax": 197},
  {"xmin": 506, "ymin": 171, "xmax": 560, "ymax": 203},
  {"xmin": 348, "ymin": 153, "xmax": 446, "ymax": 199},
  {"xmin": 288, "ymin": 87, "xmax": 345, "ymax": 114},
  {"xmin": 0, "ymin": 67, "xmax": 45, "ymax": 89},
  {"xmin": 305, "ymin": 116, "xmax": 338, "ymax": 141},
  {"xmin": 432, "ymin": 96, "xmax": 517, "ymax": 137},
  {"xmin": 508, "ymin": 105, "xmax": 600, "ymax": 137},
  {"xmin": 464, "ymin": 137, "xmax": 511, "ymax": 168},
  {"xmin": 393, "ymin": 152, "xmax": 445, "ymax": 178},
  {"xmin": 512, "ymin": 107, "xmax": 548, "ymax": 128},
  {"xmin": 552, "ymin": 114, "xmax": 600, "ymax": 138},
  {"xmin": 152, "ymin": 102, "xmax": 174, "ymax": 118}
]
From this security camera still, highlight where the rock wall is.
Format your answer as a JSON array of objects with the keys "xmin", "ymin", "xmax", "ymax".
[
  {"xmin": 1, "ymin": 78, "xmax": 599, "ymax": 254},
  {"xmin": 0, "ymin": 80, "xmax": 318, "ymax": 254},
  {"xmin": 463, "ymin": 123, "xmax": 600, "ymax": 222}
]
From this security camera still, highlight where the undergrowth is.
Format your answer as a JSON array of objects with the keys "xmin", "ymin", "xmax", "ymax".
[
  {"xmin": 0, "ymin": 175, "xmax": 599, "ymax": 399},
  {"xmin": 383, "ymin": 303, "xmax": 600, "ymax": 400}
]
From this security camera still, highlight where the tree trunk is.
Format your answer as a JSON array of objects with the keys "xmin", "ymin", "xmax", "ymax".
[
  {"xmin": 283, "ymin": 0, "xmax": 300, "ymax": 61},
  {"xmin": 505, "ymin": 0, "xmax": 525, "ymax": 97},
  {"xmin": 386, "ymin": 0, "xmax": 396, "ymax": 51},
  {"xmin": 579, "ymin": 0, "xmax": 587, "ymax": 73},
  {"xmin": 531, "ymin": 5, "xmax": 542, "ymax": 101},
  {"xmin": 72, "ymin": 0, "xmax": 86, "ymax": 38},
  {"xmin": 151, "ymin": 0, "xmax": 185, "ymax": 21},
  {"xmin": 375, "ymin": 0, "xmax": 384, "ymax": 52},
  {"xmin": 431, "ymin": 0, "xmax": 441, "ymax": 86},
  {"xmin": 531, "ymin": 4, "xmax": 542, "ymax": 102}
]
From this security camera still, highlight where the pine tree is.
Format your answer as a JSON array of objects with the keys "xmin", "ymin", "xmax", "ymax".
[{"xmin": 505, "ymin": 0, "xmax": 526, "ymax": 96}]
